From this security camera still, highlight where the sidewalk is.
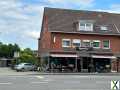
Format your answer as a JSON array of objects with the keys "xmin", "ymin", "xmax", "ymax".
[
  {"xmin": 32, "ymin": 72, "xmax": 120, "ymax": 76},
  {"xmin": 0, "ymin": 67, "xmax": 120, "ymax": 76}
]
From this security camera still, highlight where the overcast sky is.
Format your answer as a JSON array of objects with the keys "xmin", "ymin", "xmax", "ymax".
[{"xmin": 0, "ymin": 0, "xmax": 120, "ymax": 50}]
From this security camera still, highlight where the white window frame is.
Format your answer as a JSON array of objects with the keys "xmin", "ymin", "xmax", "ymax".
[
  {"xmin": 103, "ymin": 40, "xmax": 110, "ymax": 49},
  {"xmin": 72, "ymin": 39, "xmax": 81, "ymax": 47},
  {"xmin": 79, "ymin": 23, "xmax": 93, "ymax": 31},
  {"xmin": 82, "ymin": 40, "xmax": 91, "ymax": 47},
  {"xmin": 92, "ymin": 40, "xmax": 101, "ymax": 48},
  {"xmin": 62, "ymin": 39, "xmax": 71, "ymax": 47}
]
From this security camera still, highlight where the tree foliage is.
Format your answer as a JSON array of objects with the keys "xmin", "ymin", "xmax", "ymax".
[
  {"xmin": 0, "ymin": 42, "xmax": 37, "ymax": 65},
  {"xmin": 0, "ymin": 42, "xmax": 20, "ymax": 58},
  {"xmin": 19, "ymin": 48, "xmax": 37, "ymax": 64}
]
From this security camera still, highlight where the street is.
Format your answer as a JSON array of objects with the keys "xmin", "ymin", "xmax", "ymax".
[{"xmin": 0, "ymin": 75, "xmax": 119, "ymax": 90}]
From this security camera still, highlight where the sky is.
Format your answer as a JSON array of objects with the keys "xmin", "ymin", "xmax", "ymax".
[{"xmin": 0, "ymin": 0, "xmax": 120, "ymax": 50}]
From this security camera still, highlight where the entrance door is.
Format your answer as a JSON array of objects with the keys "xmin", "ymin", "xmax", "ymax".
[{"xmin": 78, "ymin": 57, "xmax": 91, "ymax": 72}]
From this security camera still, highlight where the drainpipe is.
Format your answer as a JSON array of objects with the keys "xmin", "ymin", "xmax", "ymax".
[{"xmin": 75, "ymin": 56, "xmax": 78, "ymax": 72}]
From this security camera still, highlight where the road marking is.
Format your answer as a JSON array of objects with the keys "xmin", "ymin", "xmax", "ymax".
[
  {"xmin": 72, "ymin": 76, "xmax": 89, "ymax": 78},
  {"xmin": 43, "ymin": 79, "xmax": 53, "ymax": 82},
  {"xmin": 36, "ymin": 76, "xmax": 44, "ymax": 79},
  {"xmin": 0, "ymin": 82, "xmax": 12, "ymax": 85},
  {"xmin": 31, "ymin": 82, "xmax": 48, "ymax": 84}
]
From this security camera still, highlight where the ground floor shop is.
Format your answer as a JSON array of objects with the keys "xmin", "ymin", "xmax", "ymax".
[{"xmin": 40, "ymin": 53, "xmax": 120, "ymax": 73}]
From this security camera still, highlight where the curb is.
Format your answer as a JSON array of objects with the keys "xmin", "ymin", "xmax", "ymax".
[{"xmin": 29, "ymin": 72, "xmax": 120, "ymax": 76}]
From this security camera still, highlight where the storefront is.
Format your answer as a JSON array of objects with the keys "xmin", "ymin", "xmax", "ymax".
[
  {"xmin": 49, "ymin": 53, "xmax": 77, "ymax": 72},
  {"xmin": 40, "ymin": 50, "xmax": 117, "ymax": 73}
]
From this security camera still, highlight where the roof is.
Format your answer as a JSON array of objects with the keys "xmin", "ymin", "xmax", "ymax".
[{"xmin": 44, "ymin": 7, "xmax": 120, "ymax": 35}]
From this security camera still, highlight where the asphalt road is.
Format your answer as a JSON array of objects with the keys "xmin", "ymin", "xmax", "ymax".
[{"xmin": 0, "ymin": 75, "xmax": 119, "ymax": 90}]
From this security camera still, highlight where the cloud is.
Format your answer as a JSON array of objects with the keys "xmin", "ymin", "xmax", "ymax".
[
  {"xmin": 47, "ymin": 0, "xmax": 62, "ymax": 3},
  {"xmin": 0, "ymin": 0, "xmax": 44, "ymax": 49},
  {"xmin": 23, "ymin": 30, "xmax": 40, "ymax": 39},
  {"xmin": 109, "ymin": 4, "xmax": 120, "ymax": 13},
  {"xmin": 93, "ymin": 4, "xmax": 120, "ymax": 14},
  {"xmin": 46, "ymin": 0, "xmax": 95, "ymax": 9}
]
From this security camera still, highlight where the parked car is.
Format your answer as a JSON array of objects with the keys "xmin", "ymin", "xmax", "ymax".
[{"xmin": 14, "ymin": 63, "xmax": 36, "ymax": 71}]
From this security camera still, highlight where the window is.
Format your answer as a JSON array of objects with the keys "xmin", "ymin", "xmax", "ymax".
[
  {"xmin": 53, "ymin": 36, "xmax": 56, "ymax": 43},
  {"xmin": 103, "ymin": 40, "xmax": 110, "ymax": 49},
  {"xmin": 79, "ymin": 23, "xmax": 93, "ymax": 31},
  {"xmin": 100, "ymin": 26, "xmax": 108, "ymax": 31},
  {"xmin": 72, "ymin": 39, "xmax": 81, "ymax": 47},
  {"xmin": 62, "ymin": 39, "xmax": 71, "ymax": 47},
  {"xmin": 82, "ymin": 40, "xmax": 91, "ymax": 47},
  {"xmin": 92, "ymin": 40, "xmax": 100, "ymax": 48},
  {"xmin": 79, "ymin": 23, "xmax": 86, "ymax": 30}
]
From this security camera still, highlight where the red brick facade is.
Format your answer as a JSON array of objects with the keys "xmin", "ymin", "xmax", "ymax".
[
  {"xmin": 51, "ymin": 33, "xmax": 120, "ymax": 54},
  {"xmin": 38, "ymin": 7, "xmax": 120, "ymax": 73}
]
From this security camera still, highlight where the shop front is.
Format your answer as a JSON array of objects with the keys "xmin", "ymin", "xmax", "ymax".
[
  {"xmin": 48, "ymin": 53, "xmax": 77, "ymax": 72},
  {"xmin": 77, "ymin": 55, "xmax": 116, "ymax": 73},
  {"xmin": 41, "ymin": 51, "xmax": 117, "ymax": 73}
]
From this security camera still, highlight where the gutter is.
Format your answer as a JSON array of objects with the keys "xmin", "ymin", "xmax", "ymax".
[{"xmin": 49, "ymin": 31, "xmax": 120, "ymax": 36}]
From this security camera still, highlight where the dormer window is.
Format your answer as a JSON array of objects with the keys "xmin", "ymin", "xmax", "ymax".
[
  {"xmin": 100, "ymin": 26, "xmax": 108, "ymax": 31},
  {"xmin": 78, "ymin": 20, "xmax": 94, "ymax": 31}
]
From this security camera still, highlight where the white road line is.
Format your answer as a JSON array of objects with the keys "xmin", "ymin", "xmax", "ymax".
[
  {"xmin": 43, "ymin": 79, "xmax": 53, "ymax": 82},
  {"xmin": 0, "ymin": 82, "xmax": 12, "ymax": 85},
  {"xmin": 31, "ymin": 82, "xmax": 48, "ymax": 84},
  {"xmin": 36, "ymin": 76, "xmax": 44, "ymax": 79}
]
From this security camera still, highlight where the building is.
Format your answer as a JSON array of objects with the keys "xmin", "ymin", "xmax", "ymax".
[
  {"xmin": 32, "ymin": 50, "xmax": 38, "ymax": 57},
  {"xmin": 0, "ymin": 58, "xmax": 13, "ymax": 67},
  {"xmin": 38, "ymin": 7, "xmax": 120, "ymax": 73}
]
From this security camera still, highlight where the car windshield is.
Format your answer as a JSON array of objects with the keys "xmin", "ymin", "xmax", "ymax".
[
  {"xmin": 17, "ymin": 63, "xmax": 25, "ymax": 66},
  {"xmin": 24, "ymin": 63, "xmax": 32, "ymax": 66}
]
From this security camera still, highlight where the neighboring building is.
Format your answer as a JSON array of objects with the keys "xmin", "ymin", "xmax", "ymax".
[
  {"xmin": 0, "ymin": 58, "xmax": 13, "ymax": 67},
  {"xmin": 38, "ymin": 7, "xmax": 120, "ymax": 73},
  {"xmin": 32, "ymin": 50, "xmax": 38, "ymax": 57}
]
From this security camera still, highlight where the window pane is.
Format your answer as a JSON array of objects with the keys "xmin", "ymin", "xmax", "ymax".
[
  {"xmin": 86, "ymin": 23, "xmax": 93, "ymax": 31},
  {"xmin": 93, "ymin": 42, "xmax": 100, "ymax": 47},
  {"xmin": 80, "ymin": 23, "xmax": 85, "ymax": 26},
  {"xmin": 82, "ymin": 42, "xmax": 91, "ymax": 47},
  {"xmin": 73, "ymin": 43, "xmax": 80, "ymax": 47},
  {"xmin": 72, "ymin": 39, "xmax": 80, "ymax": 47},
  {"xmin": 79, "ymin": 23, "xmax": 85, "ymax": 30},
  {"xmin": 62, "ymin": 40, "xmax": 70, "ymax": 47},
  {"xmin": 103, "ymin": 40, "xmax": 109, "ymax": 48},
  {"xmin": 86, "ymin": 23, "xmax": 91, "ymax": 27}
]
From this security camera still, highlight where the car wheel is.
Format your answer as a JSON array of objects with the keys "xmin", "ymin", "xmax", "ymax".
[
  {"xmin": 16, "ymin": 70, "xmax": 19, "ymax": 72},
  {"xmin": 21, "ymin": 68, "xmax": 25, "ymax": 72}
]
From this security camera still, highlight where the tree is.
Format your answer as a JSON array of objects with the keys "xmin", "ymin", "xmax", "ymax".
[
  {"xmin": 0, "ymin": 42, "xmax": 20, "ymax": 58},
  {"xmin": 19, "ymin": 48, "xmax": 37, "ymax": 64}
]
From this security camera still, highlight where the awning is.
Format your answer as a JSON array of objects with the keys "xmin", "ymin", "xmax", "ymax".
[
  {"xmin": 50, "ymin": 54, "xmax": 78, "ymax": 57},
  {"xmin": 92, "ymin": 55, "xmax": 116, "ymax": 59}
]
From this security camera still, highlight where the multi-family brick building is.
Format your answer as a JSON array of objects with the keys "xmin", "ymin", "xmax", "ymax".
[{"xmin": 38, "ymin": 7, "xmax": 120, "ymax": 73}]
